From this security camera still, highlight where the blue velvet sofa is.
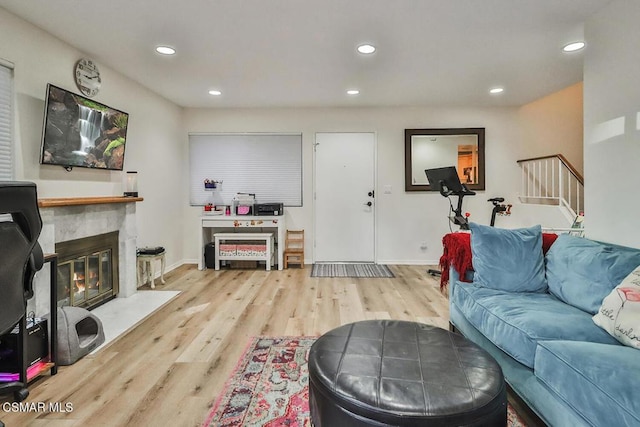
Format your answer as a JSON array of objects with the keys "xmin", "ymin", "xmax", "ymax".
[{"xmin": 447, "ymin": 226, "xmax": 640, "ymax": 427}]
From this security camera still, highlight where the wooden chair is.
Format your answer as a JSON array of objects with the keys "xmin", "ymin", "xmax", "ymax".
[{"xmin": 284, "ymin": 230, "xmax": 304, "ymax": 268}]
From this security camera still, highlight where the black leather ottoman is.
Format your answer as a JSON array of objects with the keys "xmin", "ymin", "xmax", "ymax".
[{"xmin": 308, "ymin": 320, "xmax": 506, "ymax": 426}]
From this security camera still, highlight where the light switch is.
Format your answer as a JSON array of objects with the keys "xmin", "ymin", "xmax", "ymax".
[{"xmin": 383, "ymin": 185, "xmax": 392, "ymax": 194}]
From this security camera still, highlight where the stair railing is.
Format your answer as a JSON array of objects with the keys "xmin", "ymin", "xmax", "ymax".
[{"xmin": 516, "ymin": 154, "xmax": 584, "ymax": 219}]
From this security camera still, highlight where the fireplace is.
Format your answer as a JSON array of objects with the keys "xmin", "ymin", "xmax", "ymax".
[
  {"xmin": 55, "ymin": 231, "xmax": 119, "ymax": 310},
  {"xmin": 28, "ymin": 199, "xmax": 139, "ymax": 320}
]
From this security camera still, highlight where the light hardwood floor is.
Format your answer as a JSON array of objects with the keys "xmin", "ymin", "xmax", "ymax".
[{"xmin": 1, "ymin": 264, "xmax": 448, "ymax": 427}]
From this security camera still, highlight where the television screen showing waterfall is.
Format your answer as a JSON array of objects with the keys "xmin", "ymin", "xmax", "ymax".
[{"xmin": 40, "ymin": 84, "xmax": 129, "ymax": 170}]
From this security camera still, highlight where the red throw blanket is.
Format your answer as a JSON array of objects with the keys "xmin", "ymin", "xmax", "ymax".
[{"xmin": 438, "ymin": 232, "xmax": 559, "ymax": 291}]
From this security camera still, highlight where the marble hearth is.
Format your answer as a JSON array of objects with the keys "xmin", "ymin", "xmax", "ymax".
[{"xmin": 28, "ymin": 198, "xmax": 140, "ymax": 318}]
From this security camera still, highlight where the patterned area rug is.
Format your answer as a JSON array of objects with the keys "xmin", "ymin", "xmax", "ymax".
[
  {"xmin": 311, "ymin": 263, "xmax": 395, "ymax": 278},
  {"xmin": 202, "ymin": 336, "xmax": 527, "ymax": 427},
  {"xmin": 203, "ymin": 337, "xmax": 314, "ymax": 427}
]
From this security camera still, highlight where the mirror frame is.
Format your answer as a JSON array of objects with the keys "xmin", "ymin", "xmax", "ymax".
[{"xmin": 404, "ymin": 127, "xmax": 485, "ymax": 191}]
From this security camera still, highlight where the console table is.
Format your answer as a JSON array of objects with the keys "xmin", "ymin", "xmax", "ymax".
[{"xmin": 198, "ymin": 215, "xmax": 285, "ymax": 270}]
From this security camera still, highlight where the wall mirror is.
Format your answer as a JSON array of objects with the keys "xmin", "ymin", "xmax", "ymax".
[{"xmin": 405, "ymin": 128, "xmax": 485, "ymax": 191}]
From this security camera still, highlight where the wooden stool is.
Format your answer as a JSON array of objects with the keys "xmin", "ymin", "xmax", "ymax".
[
  {"xmin": 137, "ymin": 251, "xmax": 166, "ymax": 289},
  {"xmin": 284, "ymin": 230, "xmax": 304, "ymax": 268}
]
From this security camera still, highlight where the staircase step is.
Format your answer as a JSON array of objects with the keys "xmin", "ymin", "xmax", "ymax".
[{"xmin": 518, "ymin": 196, "xmax": 560, "ymax": 206}]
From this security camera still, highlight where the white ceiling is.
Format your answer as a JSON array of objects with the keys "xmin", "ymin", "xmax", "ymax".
[{"xmin": 0, "ymin": 0, "xmax": 611, "ymax": 108}]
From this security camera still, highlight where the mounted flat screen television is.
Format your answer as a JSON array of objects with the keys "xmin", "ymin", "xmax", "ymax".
[{"xmin": 40, "ymin": 84, "xmax": 129, "ymax": 171}]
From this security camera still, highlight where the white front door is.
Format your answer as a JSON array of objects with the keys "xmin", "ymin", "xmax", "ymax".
[{"xmin": 314, "ymin": 132, "xmax": 375, "ymax": 262}]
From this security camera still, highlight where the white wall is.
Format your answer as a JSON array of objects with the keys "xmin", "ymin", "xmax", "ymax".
[
  {"xmin": 584, "ymin": 0, "xmax": 640, "ymax": 247},
  {"xmin": 1, "ymin": 5, "xmax": 585, "ymax": 268},
  {"xmin": 0, "ymin": 8, "xmax": 187, "ymax": 268},
  {"xmin": 518, "ymin": 82, "xmax": 584, "ymax": 174},
  {"xmin": 183, "ymin": 107, "xmax": 539, "ymax": 265}
]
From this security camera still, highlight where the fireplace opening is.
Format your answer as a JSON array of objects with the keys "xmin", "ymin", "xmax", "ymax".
[{"xmin": 56, "ymin": 231, "xmax": 119, "ymax": 310}]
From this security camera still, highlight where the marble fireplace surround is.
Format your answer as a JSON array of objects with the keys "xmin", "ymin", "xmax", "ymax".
[{"xmin": 29, "ymin": 197, "xmax": 142, "ymax": 318}]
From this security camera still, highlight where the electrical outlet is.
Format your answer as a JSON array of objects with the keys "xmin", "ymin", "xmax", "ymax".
[{"xmin": 420, "ymin": 242, "xmax": 428, "ymax": 250}]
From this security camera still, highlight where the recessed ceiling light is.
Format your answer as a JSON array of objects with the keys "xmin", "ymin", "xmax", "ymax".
[
  {"xmin": 208, "ymin": 90, "xmax": 222, "ymax": 96},
  {"xmin": 347, "ymin": 89, "xmax": 360, "ymax": 95},
  {"xmin": 357, "ymin": 44, "xmax": 376, "ymax": 54},
  {"xmin": 563, "ymin": 41, "xmax": 585, "ymax": 52},
  {"xmin": 489, "ymin": 87, "xmax": 504, "ymax": 94},
  {"xmin": 156, "ymin": 46, "xmax": 176, "ymax": 55}
]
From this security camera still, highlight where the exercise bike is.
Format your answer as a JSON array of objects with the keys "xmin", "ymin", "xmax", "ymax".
[
  {"xmin": 488, "ymin": 197, "xmax": 512, "ymax": 226},
  {"xmin": 425, "ymin": 166, "xmax": 477, "ymax": 230},
  {"xmin": 425, "ymin": 167, "xmax": 476, "ymax": 276},
  {"xmin": 424, "ymin": 167, "xmax": 512, "ymax": 276}
]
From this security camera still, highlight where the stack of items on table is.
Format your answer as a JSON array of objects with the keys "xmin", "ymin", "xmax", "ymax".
[{"xmin": 233, "ymin": 193, "xmax": 255, "ymax": 215}]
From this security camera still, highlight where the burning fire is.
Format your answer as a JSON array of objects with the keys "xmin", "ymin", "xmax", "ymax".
[
  {"xmin": 73, "ymin": 272, "xmax": 85, "ymax": 293},
  {"xmin": 88, "ymin": 269, "xmax": 100, "ymax": 288}
]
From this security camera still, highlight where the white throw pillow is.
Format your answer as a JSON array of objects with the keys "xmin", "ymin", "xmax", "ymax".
[{"xmin": 593, "ymin": 265, "xmax": 640, "ymax": 349}]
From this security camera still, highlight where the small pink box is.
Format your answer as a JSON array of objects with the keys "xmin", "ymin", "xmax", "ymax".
[{"xmin": 236, "ymin": 205, "xmax": 252, "ymax": 215}]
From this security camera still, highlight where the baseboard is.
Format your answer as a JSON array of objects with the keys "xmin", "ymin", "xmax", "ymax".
[
  {"xmin": 376, "ymin": 260, "xmax": 439, "ymax": 265},
  {"xmin": 177, "ymin": 259, "xmax": 440, "ymax": 269},
  {"xmin": 147, "ymin": 259, "xmax": 186, "ymax": 279},
  {"xmin": 177, "ymin": 259, "xmax": 310, "ymax": 269}
]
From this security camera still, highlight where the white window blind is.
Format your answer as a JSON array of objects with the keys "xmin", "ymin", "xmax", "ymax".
[
  {"xmin": 189, "ymin": 133, "xmax": 302, "ymax": 206},
  {"xmin": 0, "ymin": 61, "xmax": 13, "ymax": 180}
]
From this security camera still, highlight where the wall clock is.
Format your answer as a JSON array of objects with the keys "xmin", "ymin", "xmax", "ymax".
[{"xmin": 74, "ymin": 58, "xmax": 101, "ymax": 97}]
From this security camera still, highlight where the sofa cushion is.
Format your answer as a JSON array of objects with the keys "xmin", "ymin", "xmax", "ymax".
[
  {"xmin": 535, "ymin": 341, "xmax": 640, "ymax": 427},
  {"xmin": 452, "ymin": 283, "xmax": 620, "ymax": 368},
  {"xmin": 593, "ymin": 265, "xmax": 640, "ymax": 349},
  {"xmin": 469, "ymin": 223, "xmax": 547, "ymax": 292},
  {"xmin": 545, "ymin": 234, "xmax": 640, "ymax": 314}
]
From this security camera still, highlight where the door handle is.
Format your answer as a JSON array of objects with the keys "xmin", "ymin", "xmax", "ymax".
[{"xmin": 364, "ymin": 201, "xmax": 372, "ymax": 207}]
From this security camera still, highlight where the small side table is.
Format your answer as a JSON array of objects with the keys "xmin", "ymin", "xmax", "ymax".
[{"xmin": 137, "ymin": 251, "xmax": 166, "ymax": 289}]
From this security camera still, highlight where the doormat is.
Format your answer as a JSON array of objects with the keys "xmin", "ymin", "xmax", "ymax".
[
  {"xmin": 202, "ymin": 336, "xmax": 527, "ymax": 427},
  {"xmin": 311, "ymin": 263, "xmax": 395, "ymax": 278}
]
